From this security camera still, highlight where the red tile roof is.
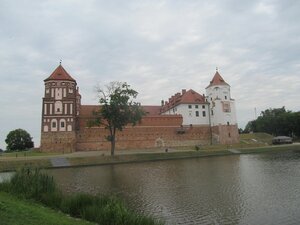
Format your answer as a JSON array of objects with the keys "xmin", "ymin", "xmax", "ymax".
[
  {"xmin": 44, "ymin": 64, "xmax": 76, "ymax": 82},
  {"xmin": 161, "ymin": 89, "xmax": 206, "ymax": 112},
  {"xmin": 79, "ymin": 105, "xmax": 162, "ymax": 118},
  {"xmin": 206, "ymin": 71, "xmax": 229, "ymax": 88},
  {"xmin": 143, "ymin": 105, "xmax": 162, "ymax": 116}
]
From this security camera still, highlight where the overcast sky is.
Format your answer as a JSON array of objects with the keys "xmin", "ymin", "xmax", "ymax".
[{"xmin": 0, "ymin": 0, "xmax": 299, "ymax": 149}]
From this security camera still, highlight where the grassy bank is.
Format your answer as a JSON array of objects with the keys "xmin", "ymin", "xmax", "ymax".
[
  {"xmin": 0, "ymin": 192, "xmax": 94, "ymax": 225},
  {"xmin": 0, "ymin": 144, "xmax": 299, "ymax": 172},
  {"xmin": 68, "ymin": 144, "xmax": 300, "ymax": 167},
  {"xmin": 0, "ymin": 168, "xmax": 163, "ymax": 225}
]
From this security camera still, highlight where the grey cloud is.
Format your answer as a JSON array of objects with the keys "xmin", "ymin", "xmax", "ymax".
[{"xmin": 0, "ymin": 0, "xmax": 299, "ymax": 148}]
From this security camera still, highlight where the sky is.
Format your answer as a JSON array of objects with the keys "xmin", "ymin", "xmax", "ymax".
[{"xmin": 0, "ymin": 0, "xmax": 299, "ymax": 149}]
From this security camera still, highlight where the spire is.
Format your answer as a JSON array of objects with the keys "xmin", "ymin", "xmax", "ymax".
[
  {"xmin": 206, "ymin": 69, "xmax": 229, "ymax": 88},
  {"xmin": 44, "ymin": 64, "xmax": 76, "ymax": 82}
]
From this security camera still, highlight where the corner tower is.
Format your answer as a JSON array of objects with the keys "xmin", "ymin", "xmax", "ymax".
[
  {"xmin": 206, "ymin": 69, "xmax": 239, "ymax": 144},
  {"xmin": 40, "ymin": 64, "xmax": 81, "ymax": 152}
]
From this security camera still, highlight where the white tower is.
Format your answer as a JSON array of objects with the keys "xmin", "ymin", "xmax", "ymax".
[{"xmin": 205, "ymin": 69, "xmax": 239, "ymax": 144}]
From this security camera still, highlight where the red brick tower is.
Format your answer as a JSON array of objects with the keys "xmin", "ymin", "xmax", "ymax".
[{"xmin": 40, "ymin": 63, "xmax": 81, "ymax": 152}]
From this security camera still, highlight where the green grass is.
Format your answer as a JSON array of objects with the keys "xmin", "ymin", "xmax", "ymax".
[
  {"xmin": 0, "ymin": 149, "xmax": 61, "ymax": 157},
  {"xmin": 0, "ymin": 192, "xmax": 94, "ymax": 225},
  {"xmin": 0, "ymin": 158, "xmax": 51, "ymax": 172},
  {"xmin": 240, "ymin": 132, "xmax": 273, "ymax": 144}
]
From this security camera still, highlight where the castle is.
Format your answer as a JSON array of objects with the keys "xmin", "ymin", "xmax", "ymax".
[{"xmin": 40, "ymin": 64, "xmax": 239, "ymax": 152}]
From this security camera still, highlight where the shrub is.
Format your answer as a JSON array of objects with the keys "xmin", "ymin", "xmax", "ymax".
[{"xmin": 8, "ymin": 167, "xmax": 57, "ymax": 199}]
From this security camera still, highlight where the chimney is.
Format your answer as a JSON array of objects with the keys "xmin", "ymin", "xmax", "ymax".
[
  {"xmin": 161, "ymin": 100, "xmax": 164, "ymax": 106},
  {"xmin": 182, "ymin": 89, "xmax": 186, "ymax": 95}
]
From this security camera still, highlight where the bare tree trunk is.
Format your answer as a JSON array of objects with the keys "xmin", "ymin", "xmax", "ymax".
[
  {"xmin": 111, "ymin": 135, "xmax": 115, "ymax": 156},
  {"xmin": 110, "ymin": 128, "xmax": 116, "ymax": 156}
]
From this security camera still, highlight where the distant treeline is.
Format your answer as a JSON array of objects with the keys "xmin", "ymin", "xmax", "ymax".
[{"xmin": 243, "ymin": 107, "xmax": 300, "ymax": 138}]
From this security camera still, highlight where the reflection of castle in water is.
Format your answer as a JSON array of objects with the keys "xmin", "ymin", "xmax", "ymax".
[{"xmin": 40, "ymin": 65, "xmax": 239, "ymax": 152}]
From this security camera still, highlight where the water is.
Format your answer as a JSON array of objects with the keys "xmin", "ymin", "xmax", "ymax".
[
  {"xmin": 0, "ymin": 171, "xmax": 14, "ymax": 183},
  {"xmin": 35, "ymin": 150, "xmax": 300, "ymax": 224}
]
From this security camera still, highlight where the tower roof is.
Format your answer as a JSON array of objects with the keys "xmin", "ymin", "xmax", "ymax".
[
  {"xmin": 206, "ymin": 71, "xmax": 229, "ymax": 88},
  {"xmin": 44, "ymin": 64, "xmax": 76, "ymax": 82}
]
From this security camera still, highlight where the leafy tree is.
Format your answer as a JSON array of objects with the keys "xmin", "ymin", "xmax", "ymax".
[
  {"xmin": 244, "ymin": 120, "xmax": 257, "ymax": 133},
  {"xmin": 244, "ymin": 107, "xmax": 300, "ymax": 138},
  {"xmin": 90, "ymin": 82, "xmax": 145, "ymax": 155},
  {"xmin": 5, "ymin": 129, "xmax": 34, "ymax": 151}
]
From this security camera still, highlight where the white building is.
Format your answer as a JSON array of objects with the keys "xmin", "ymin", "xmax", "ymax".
[{"xmin": 161, "ymin": 70, "xmax": 239, "ymax": 144}]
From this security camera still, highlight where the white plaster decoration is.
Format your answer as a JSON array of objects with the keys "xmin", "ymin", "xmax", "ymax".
[
  {"xmin": 54, "ymin": 101, "xmax": 63, "ymax": 114},
  {"xmin": 55, "ymin": 88, "xmax": 62, "ymax": 100},
  {"xmin": 44, "ymin": 125, "xmax": 49, "ymax": 132},
  {"xmin": 67, "ymin": 125, "xmax": 72, "ymax": 131}
]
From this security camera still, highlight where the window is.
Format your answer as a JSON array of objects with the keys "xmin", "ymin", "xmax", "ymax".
[
  {"xmin": 211, "ymin": 110, "xmax": 214, "ymax": 116},
  {"xmin": 195, "ymin": 111, "xmax": 199, "ymax": 117},
  {"xmin": 228, "ymin": 132, "xmax": 231, "ymax": 137},
  {"xmin": 202, "ymin": 111, "xmax": 206, "ymax": 117},
  {"xmin": 57, "ymin": 108, "xmax": 60, "ymax": 112},
  {"xmin": 188, "ymin": 105, "xmax": 192, "ymax": 109},
  {"xmin": 61, "ymin": 121, "xmax": 65, "ymax": 128},
  {"xmin": 52, "ymin": 122, "xmax": 56, "ymax": 128},
  {"xmin": 227, "ymin": 122, "xmax": 230, "ymax": 125},
  {"xmin": 225, "ymin": 96, "xmax": 227, "ymax": 100},
  {"xmin": 189, "ymin": 111, "xmax": 192, "ymax": 117},
  {"xmin": 195, "ymin": 105, "xmax": 199, "ymax": 109},
  {"xmin": 202, "ymin": 105, "xmax": 205, "ymax": 109}
]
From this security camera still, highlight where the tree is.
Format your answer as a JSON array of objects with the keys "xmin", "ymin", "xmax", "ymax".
[
  {"xmin": 5, "ymin": 129, "xmax": 34, "ymax": 151},
  {"xmin": 244, "ymin": 107, "xmax": 300, "ymax": 138},
  {"xmin": 244, "ymin": 120, "xmax": 257, "ymax": 133},
  {"xmin": 90, "ymin": 82, "xmax": 145, "ymax": 155}
]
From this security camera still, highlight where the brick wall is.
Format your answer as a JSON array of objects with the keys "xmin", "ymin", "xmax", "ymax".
[
  {"xmin": 40, "ymin": 131, "xmax": 76, "ymax": 152},
  {"xmin": 211, "ymin": 124, "xmax": 239, "ymax": 144},
  {"xmin": 76, "ymin": 125, "xmax": 211, "ymax": 151}
]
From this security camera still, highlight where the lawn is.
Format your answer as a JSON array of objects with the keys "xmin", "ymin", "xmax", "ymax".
[{"xmin": 0, "ymin": 192, "xmax": 94, "ymax": 225}]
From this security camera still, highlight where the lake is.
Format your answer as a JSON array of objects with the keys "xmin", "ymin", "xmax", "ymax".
[{"xmin": 46, "ymin": 150, "xmax": 300, "ymax": 225}]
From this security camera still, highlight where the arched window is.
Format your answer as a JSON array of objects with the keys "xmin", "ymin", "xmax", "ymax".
[
  {"xmin": 60, "ymin": 119, "xmax": 66, "ymax": 131},
  {"xmin": 51, "ymin": 119, "xmax": 58, "ymax": 131}
]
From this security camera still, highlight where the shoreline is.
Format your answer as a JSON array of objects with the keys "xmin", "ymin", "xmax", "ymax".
[{"xmin": 0, "ymin": 144, "xmax": 299, "ymax": 172}]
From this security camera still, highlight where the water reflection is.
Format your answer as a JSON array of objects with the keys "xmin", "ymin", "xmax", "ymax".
[{"xmin": 48, "ymin": 151, "xmax": 300, "ymax": 225}]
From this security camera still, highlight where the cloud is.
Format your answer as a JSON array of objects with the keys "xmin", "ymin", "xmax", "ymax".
[{"xmin": 0, "ymin": 0, "xmax": 299, "ymax": 149}]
